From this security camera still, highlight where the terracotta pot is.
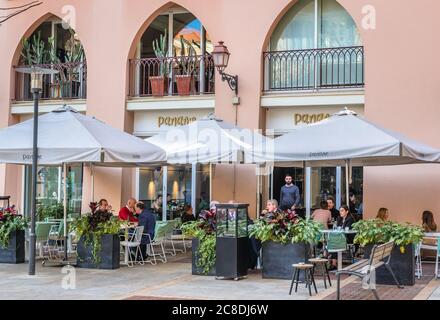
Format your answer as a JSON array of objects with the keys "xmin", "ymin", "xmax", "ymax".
[
  {"xmin": 176, "ymin": 75, "xmax": 192, "ymax": 96},
  {"xmin": 149, "ymin": 76, "xmax": 165, "ymax": 97}
]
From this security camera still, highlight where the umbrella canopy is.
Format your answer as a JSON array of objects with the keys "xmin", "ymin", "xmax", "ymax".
[
  {"xmin": 146, "ymin": 114, "xmax": 271, "ymax": 164},
  {"xmin": 254, "ymin": 108, "xmax": 440, "ymax": 167},
  {"xmin": 0, "ymin": 106, "xmax": 166, "ymax": 166}
]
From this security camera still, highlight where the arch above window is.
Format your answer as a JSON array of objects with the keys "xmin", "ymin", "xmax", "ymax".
[{"xmin": 270, "ymin": 0, "xmax": 361, "ymax": 51}]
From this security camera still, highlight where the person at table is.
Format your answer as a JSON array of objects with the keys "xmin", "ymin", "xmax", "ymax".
[
  {"xmin": 328, "ymin": 205, "xmax": 355, "ymax": 270},
  {"xmin": 181, "ymin": 204, "xmax": 196, "ymax": 224},
  {"xmin": 376, "ymin": 207, "xmax": 389, "ymax": 222},
  {"xmin": 421, "ymin": 210, "xmax": 438, "ymax": 258},
  {"xmin": 422, "ymin": 210, "xmax": 437, "ymax": 233},
  {"xmin": 261, "ymin": 199, "xmax": 282, "ymax": 221},
  {"xmin": 327, "ymin": 197, "xmax": 340, "ymax": 222},
  {"xmin": 135, "ymin": 201, "xmax": 156, "ymax": 258},
  {"xmin": 279, "ymin": 174, "xmax": 301, "ymax": 211},
  {"xmin": 151, "ymin": 195, "xmax": 163, "ymax": 214},
  {"xmin": 312, "ymin": 200, "xmax": 332, "ymax": 229},
  {"xmin": 98, "ymin": 199, "xmax": 112, "ymax": 213},
  {"xmin": 119, "ymin": 197, "xmax": 138, "ymax": 223}
]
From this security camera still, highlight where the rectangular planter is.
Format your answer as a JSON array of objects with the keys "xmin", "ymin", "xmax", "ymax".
[
  {"xmin": 364, "ymin": 244, "xmax": 415, "ymax": 286},
  {"xmin": 216, "ymin": 237, "xmax": 249, "ymax": 279},
  {"xmin": 77, "ymin": 234, "xmax": 120, "ymax": 270},
  {"xmin": 262, "ymin": 241, "xmax": 310, "ymax": 280},
  {"xmin": 0, "ymin": 230, "xmax": 25, "ymax": 264},
  {"xmin": 192, "ymin": 238, "xmax": 215, "ymax": 276}
]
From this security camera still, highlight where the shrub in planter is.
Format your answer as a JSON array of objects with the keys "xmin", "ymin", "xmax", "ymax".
[
  {"xmin": 353, "ymin": 219, "xmax": 424, "ymax": 286},
  {"xmin": 250, "ymin": 210, "xmax": 321, "ymax": 279},
  {"xmin": 70, "ymin": 210, "xmax": 122, "ymax": 269},
  {"xmin": 181, "ymin": 209, "xmax": 216, "ymax": 275},
  {"xmin": 0, "ymin": 206, "xmax": 27, "ymax": 264}
]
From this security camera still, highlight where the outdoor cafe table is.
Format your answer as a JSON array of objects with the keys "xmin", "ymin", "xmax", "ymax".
[{"xmin": 320, "ymin": 229, "xmax": 358, "ymax": 270}]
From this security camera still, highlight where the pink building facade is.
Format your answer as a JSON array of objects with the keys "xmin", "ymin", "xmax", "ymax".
[{"xmin": 1, "ymin": 0, "xmax": 440, "ymax": 224}]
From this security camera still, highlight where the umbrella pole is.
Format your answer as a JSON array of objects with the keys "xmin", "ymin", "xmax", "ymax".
[
  {"xmin": 63, "ymin": 163, "xmax": 68, "ymax": 261},
  {"xmin": 345, "ymin": 160, "xmax": 350, "ymax": 206},
  {"xmin": 209, "ymin": 163, "xmax": 213, "ymax": 202},
  {"xmin": 91, "ymin": 163, "xmax": 94, "ymax": 203},
  {"xmin": 304, "ymin": 162, "xmax": 311, "ymax": 219}
]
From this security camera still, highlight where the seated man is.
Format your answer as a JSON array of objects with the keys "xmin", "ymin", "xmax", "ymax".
[
  {"xmin": 135, "ymin": 202, "xmax": 156, "ymax": 257},
  {"xmin": 119, "ymin": 198, "xmax": 138, "ymax": 223}
]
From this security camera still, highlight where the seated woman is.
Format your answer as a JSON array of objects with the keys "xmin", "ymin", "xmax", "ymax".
[
  {"xmin": 181, "ymin": 204, "xmax": 196, "ymax": 224},
  {"xmin": 328, "ymin": 205, "xmax": 355, "ymax": 270},
  {"xmin": 421, "ymin": 210, "xmax": 438, "ymax": 259},
  {"xmin": 376, "ymin": 207, "xmax": 389, "ymax": 222},
  {"xmin": 312, "ymin": 200, "xmax": 332, "ymax": 229}
]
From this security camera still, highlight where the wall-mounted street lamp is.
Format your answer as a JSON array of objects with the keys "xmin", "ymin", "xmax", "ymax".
[
  {"xmin": 212, "ymin": 41, "xmax": 238, "ymax": 97},
  {"xmin": 15, "ymin": 66, "xmax": 58, "ymax": 276}
]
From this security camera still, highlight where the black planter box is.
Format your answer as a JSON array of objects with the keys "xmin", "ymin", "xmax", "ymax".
[
  {"xmin": 262, "ymin": 241, "xmax": 310, "ymax": 280},
  {"xmin": 77, "ymin": 234, "xmax": 120, "ymax": 269},
  {"xmin": 192, "ymin": 238, "xmax": 215, "ymax": 276},
  {"xmin": 216, "ymin": 237, "xmax": 249, "ymax": 279},
  {"xmin": 0, "ymin": 230, "xmax": 25, "ymax": 264},
  {"xmin": 364, "ymin": 244, "xmax": 415, "ymax": 286}
]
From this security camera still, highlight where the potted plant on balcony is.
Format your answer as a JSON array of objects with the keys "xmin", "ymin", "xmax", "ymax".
[
  {"xmin": 175, "ymin": 36, "xmax": 196, "ymax": 96},
  {"xmin": 353, "ymin": 219, "xmax": 424, "ymax": 286},
  {"xmin": 0, "ymin": 206, "xmax": 27, "ymax": 264},
  {"xmin": 71, "ymin": 208, "xmax": 122, "ymax": 269},
  {"xmin": 181, "ymin": 208, "xmax": 216, "ymax": 276},
  {"xmin": 250, "ymin": 210, "xmax": 321, "ymax": 279},
  {"xmin": 150, "ymin": 31, "xmax": 169, "ymax": 97}
]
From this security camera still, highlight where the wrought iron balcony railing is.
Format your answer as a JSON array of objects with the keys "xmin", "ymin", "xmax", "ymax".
[
  {"xmin": 129, "ymin": 54, "xmax": 215, "ymax": 97},
  {"xmin": 263, "ymin": 46, "xmax": 364, "ymax": 92},
  {"xmin": 14, "ymin": 61, "xmax": 87, "ymax": 101}
]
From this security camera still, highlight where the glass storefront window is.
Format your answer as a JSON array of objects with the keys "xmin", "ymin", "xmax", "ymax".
[
  {"xmin": 24, "ymin": 164, "xmax": 83, "ymax": 219},
  {"xmin": 271, "ymin": 166, "xmax": 363, "ymax": 212},
  {"xmin": 138, "ymin": 164, "xmax": 211, "ymax": 218}
]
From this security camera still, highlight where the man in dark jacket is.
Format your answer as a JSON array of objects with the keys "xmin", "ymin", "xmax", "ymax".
[
  {"xmin": 135, "ymin": 202, "xmax": 156, "ymax": 257},
  {"xmin": 279, "ymin": 174, "xmax": 301, "ymax": 210}
]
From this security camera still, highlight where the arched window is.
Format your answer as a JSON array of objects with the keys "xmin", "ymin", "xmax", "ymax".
[
  {"xmin": 265, "ymin": 0, "xmax": 363, "ymax": 91},
  {"xmin": 129, "ymin": 5, "xmax": 214, "ymax": 97},
  {"xmin": 15, "ymin": 16, "xmax": 86, "ymax": 101}
]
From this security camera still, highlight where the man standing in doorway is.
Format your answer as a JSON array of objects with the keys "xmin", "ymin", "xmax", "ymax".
[{"xmin": 279, "ymin": 174, "xmax": 301, "ymax": 211}]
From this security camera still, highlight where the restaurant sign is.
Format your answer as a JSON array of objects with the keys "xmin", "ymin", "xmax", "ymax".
[
  {"xmin": 294, "ymin": 113, "xmax": 330, "ymax": 125},
  {"xmin": 158, "ymin": 116, "xmax": 197, "ymax": 128}
]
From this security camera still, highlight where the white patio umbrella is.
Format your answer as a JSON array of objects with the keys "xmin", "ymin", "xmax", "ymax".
[
  {"xmin": 146, "ymin": 114, "xmax": 270, "ymax": 164},
  {"xmin": 253, "ymin": 108, "xmax": 440, "ymax": 214},
  {"xmin": 0, "ymin": 105, "xmax": 166, "ymax": 263},
  {"xmin": 146, "ymin": 114, "xmax": 272, "ymax": 216}
]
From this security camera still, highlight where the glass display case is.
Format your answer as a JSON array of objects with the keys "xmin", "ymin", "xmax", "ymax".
[
  {"xmin": 216, "ymin": 204, "xmax": 248, "ymax": 238},
  {"xmin": 215, "ymin": 203, "xmax": 249, "ymax": 280}
]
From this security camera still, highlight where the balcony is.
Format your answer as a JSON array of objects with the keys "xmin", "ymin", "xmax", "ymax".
[
  {"xmin": 14, "ymin": 61, "xmax": 87, "ymax": 102},
  {"xmin": 128, "ymin": 55, "xmax": 215, "ymax": 98},
  {"xmin": 263, "ymin": 46, "xmax": 364, "ymax": 93}
]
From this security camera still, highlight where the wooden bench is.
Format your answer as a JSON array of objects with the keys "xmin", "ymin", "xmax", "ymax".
[{"xmin": 336, "ymin": 241, "xmax": 403, "ymax": 300}]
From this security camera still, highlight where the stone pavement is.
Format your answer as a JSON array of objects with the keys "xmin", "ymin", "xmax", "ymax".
[{"xmin": 0, "ymin": 250, "xmax": 439, "ymax": 300}]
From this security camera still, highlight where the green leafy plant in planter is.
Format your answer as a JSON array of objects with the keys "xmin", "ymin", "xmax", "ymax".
[
  {"xmin": 70, "ymin": 210, "xmax": 122, "ymax": 264},
  {"xmin": 353, "ymin": 219, "xmax": 424, "ymax": 253},
  {"xmin": 250, "ymin": 210, "xmax": 321, "ymax": 245},
  {"xmin": 181, "ymin": 208, "xmax": 216, "ymax": 274},
  {"xmin": 388, "ymin": 222, "xmax": 424, "ymax": 253},
  {"xmin": 0, "ymin": 206, "xmax": 28, "ymax": 248},
  {"xmin": 37, "ymin": 202, "xmax": 65, "ymax": 221}
]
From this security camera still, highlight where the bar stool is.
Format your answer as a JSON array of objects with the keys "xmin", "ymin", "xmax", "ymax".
[
  {"xmin": 309, "ymin": 257, "xmax": 332, "ymax": 289},
  {"xmin": 289, "ymin": 263, "xmax": 317, "ymax": 296}
]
